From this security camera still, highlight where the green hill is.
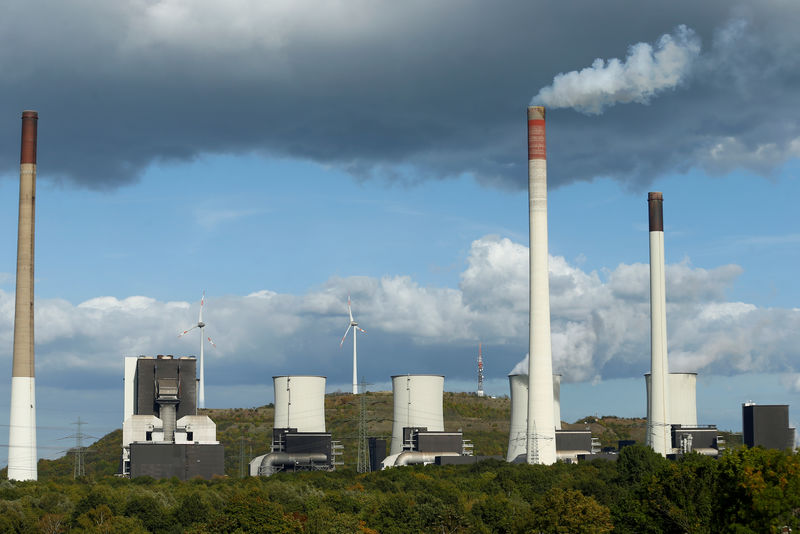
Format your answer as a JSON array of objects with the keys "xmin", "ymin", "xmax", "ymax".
[{"xmin": 2, "ymin": 391, "xmax": 742, "ymax": 480}]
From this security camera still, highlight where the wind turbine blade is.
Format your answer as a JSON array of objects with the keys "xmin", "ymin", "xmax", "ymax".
[
  {"xmin": 347, "ymin": 296, "xmax": 354, "ymax": 322},
  {"xmin": 207, "ymin": 336, "xmax": 216, "ymax": 348},
  {"xmin": 199, "ymin": 291, "xmax": 205, "ymax": 323},
  {"xmin": 340, "ymin": 324, "xmax": 352, "ymax": 347},
  {"xmin": 178, "ymin": 325, "xmax": 199, "ymax": 337},
  {"xmin": 357, "ymin": 327, "xmax": 366, "ymax": 334}
]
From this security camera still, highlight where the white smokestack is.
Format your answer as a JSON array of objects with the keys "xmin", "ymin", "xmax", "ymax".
[
  {"xmin": 531, "ymin": 25, "xmax": 700, "ymax": 115},
  {"xmin": 647, "ymin": 192, "xmax": 671, "ymax": 456},
  {"xmin": 8, "ymin": 111, "xmax": 38, "ymax": 481},
  {"xmin": 526, "ymin": 106, "xmax": 557, "ymax": 465}
]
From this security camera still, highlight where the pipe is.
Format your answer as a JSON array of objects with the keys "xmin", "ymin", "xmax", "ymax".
[
  {"xmin": 526, "ymin": 106, "xmax": 557, "ymax": 465},
  {"xmin": 8, "ymin": 111, "xmax": 39, "ymax": 481},
  {"xmin": 647, "ymin": 192, "xmax": 671, "ymax": 456},
  {"xmin": 160, "ymin": 404, "xmax": 177, "ymax": 442},
  {"xmin": 691, "ymin": 448, "xmax": 719, "ymax": 457},
  {"xmin": 391, "ymin": 451, "xmax": 460, "ymax": 467},
  {"xmin": 256, "ymin": 452, "xmax": 328, "ymax": 476}
]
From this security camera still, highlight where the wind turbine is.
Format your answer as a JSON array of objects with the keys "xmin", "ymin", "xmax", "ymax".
[
  {"xmin": 179, "ymin": 291, "xmax": 216, "ymax": 409},
  {"xmin": 340, "ymin": 296, "xmax": 366, "ymax": 395}
]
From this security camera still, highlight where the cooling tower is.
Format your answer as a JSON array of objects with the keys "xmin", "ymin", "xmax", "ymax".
[
  {"xmin": 273, "ymin": 376, "xmax": 326, "ymax": 433},
  {"xmin": 507, "ymin": 373, "xmax": 562, "ymax": 462},
  {"xmin": 646, "ymin": 372, "xmax": 697, "ymax": 427},
  {"xmin": 8, "ymin": 111, "xmax": 38, "ymax": 481},
  {"xmin": 526, "ymin": 105, "xmax": 557, "ymax": 465},
  {"xmin": 390, "ymin": 375, "xmax": 444, "ymax": 455},
  {"xmin": 647, "ymin": 192, "xmax": 671, "ymax": 456},
  {"xmin": 553, "ymin": 374, "xmax": 562, "ymax": 431}
]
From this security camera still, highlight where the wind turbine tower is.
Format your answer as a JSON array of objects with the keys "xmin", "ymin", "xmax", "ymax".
[
  {"xmin": 340, "ymin": 296, "xmax": 366, "ymax": 395},
  {"xmin": 179, "ymin": 292, "xmax": 216, "ymax": 409},
  {"xmin": 477, "ymin": 343, "xmax": 485, "ymax": 397}
]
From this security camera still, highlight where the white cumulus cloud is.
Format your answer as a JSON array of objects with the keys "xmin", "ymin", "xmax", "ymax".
[{"xmin": 1, "ymin": 235, "xmax": 798, "ymax": 399}]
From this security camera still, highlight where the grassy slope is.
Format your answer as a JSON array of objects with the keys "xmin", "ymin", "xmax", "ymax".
[{"xmin": 7, "ymin": 392, "xmax": 741, "ymax": 480}]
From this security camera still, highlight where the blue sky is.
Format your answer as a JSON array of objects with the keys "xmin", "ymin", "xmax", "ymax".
[{"xmin": 1, "ymin": 0, "xmax": 799, "ymax": 462}]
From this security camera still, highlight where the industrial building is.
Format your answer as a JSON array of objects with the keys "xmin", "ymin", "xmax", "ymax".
[
  {"xmin": 507, "ymin": 373, "xmax": 598, "ymax": 462},
  {"xmin": 742, "ymin": 403, "xmax": 796, "ymax": 450},
  {"xmin": 250, "ymin": 376, "xmax": 341, "ymax": 476},
  {"xmin": 389, "ymin": 374, "xmax": 445, "ymax": 456},
  {"xmin": 644, "ymin": 371, "xmax": 722, "ymax": 456},
  {"xmin": 121, "ymin": 355, "xmax": 224, "ymax": 479},
  {"xmin": 670, "ymin": 425, "xmax": 721, "ymax": 456},
  {"xmin": 368, "ymin": 437, "xmax": 388, "ymax": 471},
  {"xmin": 507, "ymin": 373, "xmax": 562, "ymax": 461},
  {"xmin": 645, "ymin": 373, "xmax": 698, "ymax": 427},
  {"xmin": 381, "ymin": 374, "xmax": 475, "ymax": 467}
]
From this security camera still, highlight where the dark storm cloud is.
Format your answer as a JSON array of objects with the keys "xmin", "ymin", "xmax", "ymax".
[{"xmin": 0, "ymin": 0, "xmax": 797, "ymax": 190}]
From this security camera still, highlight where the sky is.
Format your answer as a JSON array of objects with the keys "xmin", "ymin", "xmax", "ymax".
[{"xmin": 1, "ymin": 0, "xmax": 799, "ymax": 463}]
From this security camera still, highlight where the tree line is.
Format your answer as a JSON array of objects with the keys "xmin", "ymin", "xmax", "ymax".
[{"xmin": 1, "ymin": 444, "xmax": 798, "ymax": 533}]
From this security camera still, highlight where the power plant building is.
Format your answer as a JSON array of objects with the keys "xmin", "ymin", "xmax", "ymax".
[
  {"xmin": 250, "ymin": 376, "xmax": 340, "ymax": 476},
  {"xmin": 507, "ymin": 373, "xmax": 563, "ymax": 462},
  {"xmin": 389, "ymin": 374, "xmax": 445, "ymax": 456},
  {"xmin": 121, "ymin": 355, "xmax": 224, "ymax": 479},
  {"xmin": 381, "ymin": 374, "xmax": 475, "ymax": 468},
  {"xmin": 743, "ymin": 403, "xmax": 796, "ymax": 450},
  {"xmin": 507, "ymin": 373, "xmax": 595, "ymax": 462},
  {"xmin": 645, "ymin": 373, "xmax": 698, "ymax": 427}
]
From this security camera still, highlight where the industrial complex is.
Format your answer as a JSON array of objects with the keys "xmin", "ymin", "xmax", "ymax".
[{"xmin": 4, "ymin": 107, "xmax": 796, "ymax": 481}]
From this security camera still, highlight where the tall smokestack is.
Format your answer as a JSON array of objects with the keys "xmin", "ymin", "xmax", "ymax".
[
  {"xmin": 525, "ymin": 106, "xmax": 556, "ymax": 465},
  {"xmin": 8, "ymin": 111, "xmax": 38, "ymax": 480},
  {"xmin": 646, "ymin": 192, "xmax": 671, "ymax": 456}
]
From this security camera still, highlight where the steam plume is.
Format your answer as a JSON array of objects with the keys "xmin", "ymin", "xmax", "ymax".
[
  {"xmin": 510, "ymin": 353, "xmax": 529, "ymax": 376},
  {"xmin": 532, "ymin": 25, "xmax": 700, "ymax": 114}
]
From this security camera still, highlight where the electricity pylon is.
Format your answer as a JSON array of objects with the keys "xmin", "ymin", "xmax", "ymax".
[{"xmin": 357, "ymin": 378, "xmax": 370, "ymax": 473}]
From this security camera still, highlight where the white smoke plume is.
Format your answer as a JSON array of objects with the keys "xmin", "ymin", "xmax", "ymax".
[
  {"xmin": 510, "ymin": 353, "xmax": 529, "ymax": 376},
  {"xmin": 781, "ymin": 373, "xmax": 800, "ymax": 393},
  {"xmin": 532, "ymin": 25, "xmax": 701, "ymax": 114}
]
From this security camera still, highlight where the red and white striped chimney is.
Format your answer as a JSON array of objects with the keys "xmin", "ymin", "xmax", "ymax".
[
  {"xmin": 8, "ymin": 110, "xmax": 39, "ymax": 481},
  {"xmin": 525, "ymin": 106, "xmax": 557, "ymax": 465}
]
